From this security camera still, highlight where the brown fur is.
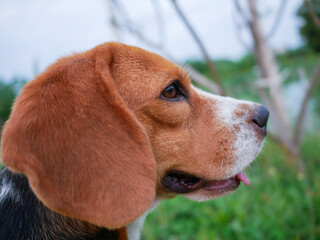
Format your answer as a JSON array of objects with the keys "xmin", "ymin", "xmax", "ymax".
[
  {"xmin": 1, "ymin": 43, "xmax": 156, "ymax": 229},
  {"xmin": 1, "ymin": 42, "xmax": 258, "ymax": 231}
]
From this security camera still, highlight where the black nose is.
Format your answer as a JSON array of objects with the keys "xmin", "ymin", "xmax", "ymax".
[{"xmin": 252, "ymin": 106, "xmax": 269, "ymax": 129}]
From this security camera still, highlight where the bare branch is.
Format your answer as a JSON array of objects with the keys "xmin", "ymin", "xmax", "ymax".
[
  {"xmin": 112, "ymin": 0, "xmax": 162, "ymax": 49},
  {"xmin": 246, "ymin": 0, "xmax": 293, "ymax": 149},
  {"xmin": 184, "ymin": 65, "xmax": 224, "ymax": 94},
  {"xmin": 267, "ymin": 0, "xmax": 287, "ymax": 39},
  {"xmin": 233, "ymin": 0, "xmax": 251, "ymax": 25},
  {"xmin": 256, "ymin": 86, "xmax": 293, "ymax": 151},
  {"xmin": 304, "ymin": 0, "xmax": 320, "ymax": 29},
  {"xmin": 112, "ymin": 0, "xmax": 134, "ymax": 30},
  {"xmin": 293, "ymin": 58, "xmax": 320, "ymax": 148},
  {"xmin": 151, "ymin": 0, "xmax": 166, "ymax": 47},
  {"xmin": 170, "ymin": 0, "xmax": 226, "ymax": 95},
  {"xmin": 109, "ymin": 2, "xmax": 223, "ymax": 95},
  {"xmin": 106, "ymin": 0, "xmax": 121, "ymax": 41},
  {"xmin": 232, "ymin": 10, "xmax": 251, "ymax": 50}
]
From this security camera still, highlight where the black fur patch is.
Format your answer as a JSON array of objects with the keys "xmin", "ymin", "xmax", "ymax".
[{"xmin": 0, "ymin": 167, "xmax": 119, "ymax": 240}]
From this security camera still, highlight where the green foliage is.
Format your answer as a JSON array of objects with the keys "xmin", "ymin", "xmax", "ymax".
[
  {"xmin": 0, "ymin": 78, "xmax": 26, "ymax": 166},
  {"xmin": 188, "ymin": 49, "xmax": 320, "ymax": 108},
  {"xmin": 142, "ymin": 134, "xmax": 320, "ymax": 239},
  {"xmin": 0, "ymin": 82, "xmax": 15, "ymax": 126},
  {"xmin": 297, "ymin": 0, "xmax": 320, "ymax": 52},
  {"xmin": 0, "ymin": 77, "xmax": 26, "ymax": 127},
  {"xmin": 189, "ymin": 49, "xmax": 320, "ymax": 108},
  {"xmin": 276, "ymin": 49, "xmax": 320, "ymax": 115},
  {"xmin": 187, "ymin": 54, "xmax": 258, "ymax": 102}
]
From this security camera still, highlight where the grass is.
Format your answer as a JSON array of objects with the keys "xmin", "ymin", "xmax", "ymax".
[{"xmin": 142, "ymin": 134, "xmax": 320, "ymax": 240}]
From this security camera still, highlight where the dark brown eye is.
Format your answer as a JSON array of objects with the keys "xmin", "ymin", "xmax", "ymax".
[
  {"xmin": 162, "ymin": 84, "xmax": 177, "ymax": 99},
  {"xmin": 160, "ymin": 80, "xmax": 189, "ymax": 102}
]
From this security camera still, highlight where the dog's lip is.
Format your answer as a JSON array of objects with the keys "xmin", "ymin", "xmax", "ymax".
[
  {"xmin": 204, "ymin": 172, "xmax": 250, "ymax": 190},
  {"xmin": 161, "ymin": 170, "xmax": 203, "ymax": 193},
  {"xmin": 162, "ymin": 170, "xmax": 250, "ymax": 194},
  {"xmin": 204, "ymin": 178, "xmax": 239, "ymax": 190}
]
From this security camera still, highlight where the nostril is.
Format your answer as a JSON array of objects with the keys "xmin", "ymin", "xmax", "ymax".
[
  {"xmin": 252, "ymin": 106, "xmax": 269, "ymax": 128},
  {"xmin": 252, "ymin": 118, "xmax": 262, "ymax": 127}
]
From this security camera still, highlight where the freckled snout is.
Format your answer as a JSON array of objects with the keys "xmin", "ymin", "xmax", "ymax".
[{"xmin": 250, "ymin": 105, "xmax": 269, "ymax": 135}]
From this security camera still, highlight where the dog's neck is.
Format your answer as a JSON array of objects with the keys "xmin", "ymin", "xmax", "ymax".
[{"xmin": 126, "ymin": 196, "xmax": 162, "ymax": 240}]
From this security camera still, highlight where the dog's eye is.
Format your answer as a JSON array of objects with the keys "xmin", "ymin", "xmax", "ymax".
[
  {"xmin": 162, "ymin": 84, "xmax": 177, "ymax": 99},
  {"xmin": 161, "ymin": 80, "xmax": 188, "ymax": 101}
]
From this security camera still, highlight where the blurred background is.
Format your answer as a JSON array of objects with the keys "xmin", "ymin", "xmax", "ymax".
[{"xmin": 0, "ymin": 0, "xmax": 319, "ymax": 239}]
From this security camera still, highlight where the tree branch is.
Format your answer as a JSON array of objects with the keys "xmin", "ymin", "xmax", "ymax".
[
  {"xmin": 293, "ymin": 58, "xmax": 320, "ymax": 148},
  {"xmin": 110, "ymin": 0, "xmax": 223, "ymax": 95},
  {"xmin": 184, "ymin": 65, "xmax": 223, "ymax": 94},
  {"xmin": 151, "ymin": 0, "xmax": 166, "ymax": 47},
  {"xmin": 304, "ymin": 0, "xmax": 320, "ymax": 29},
  {"xmin": 107, "ymin": 0, "xmax": 121, "ymax": 41},
  {"xmin": 232, "ymin": 9, "xmax": 251, "ymax": 51},
  {"xmin": 291, "ymin": 0, "xmax": 320, "ymax": 150},
  {"xmin": 267, "ymin": 0, "xmax": 287, "ymax": 39},
  {"xmin": 233, "ymin": 0, "xmax": 251, "ymax": 25},
  {"xmin": 170, "ymin": 0, "xmax": 226, "ymax": 95},
  {"xmin": 112, "ymin": 0, "xmax": 162, "ymax": 49},
  {"xmin": 247, "ymin": 0, "xmax": 292, "ymax": 147}
]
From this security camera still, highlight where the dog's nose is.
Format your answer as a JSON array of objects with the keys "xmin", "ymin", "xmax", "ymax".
[{"xmin": 251, "ymin": 106, "xmax": 269, "ymax": 129}]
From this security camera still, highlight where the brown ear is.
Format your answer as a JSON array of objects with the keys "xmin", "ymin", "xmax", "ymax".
[{"xmin": 1, "ymin": 43, "xmax": 156, "ymax": 228}]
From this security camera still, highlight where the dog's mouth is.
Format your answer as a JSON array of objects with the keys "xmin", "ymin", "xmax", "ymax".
[{"xmin": 161, "ymin": 170, "xmax": 250, "ymax": 194}]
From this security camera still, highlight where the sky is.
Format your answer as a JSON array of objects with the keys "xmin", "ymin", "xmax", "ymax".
[{"xmin": 0, "ymin": 0, "xmax": 303, "ymax": 81}]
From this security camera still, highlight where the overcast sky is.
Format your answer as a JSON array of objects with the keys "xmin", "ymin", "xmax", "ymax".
[{"xmin": 0, "ymin": 0, "xmax": 303, "ymax": 81}]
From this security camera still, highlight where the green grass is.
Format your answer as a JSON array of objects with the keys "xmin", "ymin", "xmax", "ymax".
[{"xmin": 142, "ymin": 133, "xmax": 320, "ymax": 240}]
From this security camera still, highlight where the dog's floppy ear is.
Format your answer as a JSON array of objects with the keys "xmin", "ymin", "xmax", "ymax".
[{"xmin": 1, "ymin": 43, "xmax": 156, "ymax": 228}]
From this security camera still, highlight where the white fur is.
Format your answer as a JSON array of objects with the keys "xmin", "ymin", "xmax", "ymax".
[
  {"xmin": 126, "ymin": 197, "xmax": 162, "ymax": 240},
  {"xmin": 192, "ymin": 86, "xmax": 262, "ymax": 177},
  {"xmin": 122, "ymin": 87, "xmax": 264, "ymax": 238}
]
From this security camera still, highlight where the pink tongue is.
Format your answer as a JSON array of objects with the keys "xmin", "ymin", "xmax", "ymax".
[{"xmin": 236, "ymin": 172, "xmax": 250, "ymax": 186}]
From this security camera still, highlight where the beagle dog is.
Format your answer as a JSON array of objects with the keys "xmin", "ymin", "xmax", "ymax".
[{"xmin": 0, "ymin": 42, "xmax": 269, "ymax": 240}]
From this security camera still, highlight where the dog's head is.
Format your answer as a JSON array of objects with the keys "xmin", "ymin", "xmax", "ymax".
[{"xmin": 1, "ymin": 42, "xmax": 268, "ymax": 229}]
